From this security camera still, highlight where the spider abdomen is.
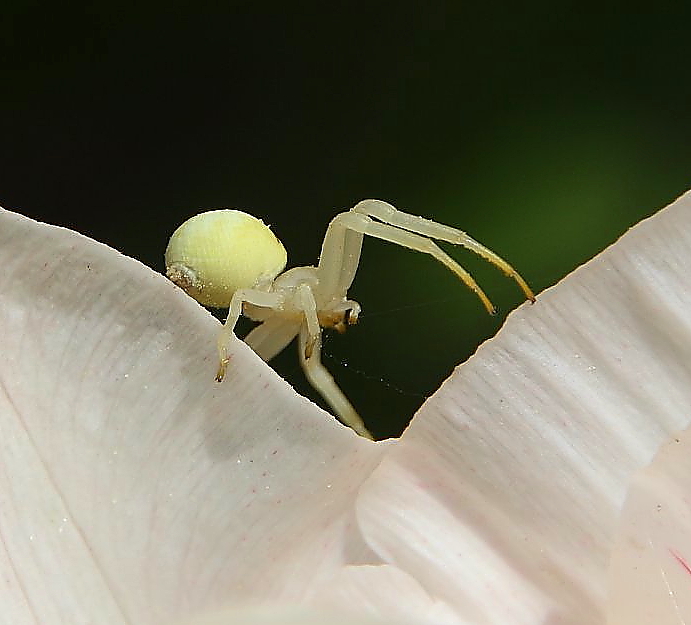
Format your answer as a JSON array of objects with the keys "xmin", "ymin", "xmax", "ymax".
[{"xmin": 165, "ymin": 209, "xmax": 287, "ymax": 308}]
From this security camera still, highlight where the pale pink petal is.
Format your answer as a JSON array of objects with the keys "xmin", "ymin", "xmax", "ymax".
[
  {"xmin": 3, "ymin": 189, "xmax": 691, "ymax": 625},
  {"xmin": 0, "ymin": 209, "xmax": 383, "ymax": 624},
  {"xmin": 313, "ymin": 564, "xmax": 468, "ymax": 625},
  {"xmin": 353, "ymin": 190, "xmax": 691, "ymax": 624},
  {"xmin": 180, "ymin": 604, "xmax": 416, "ymax": 625},
  {"xmin": 607, "ymin": 425, "xmax": 691, "ymax": 624}
]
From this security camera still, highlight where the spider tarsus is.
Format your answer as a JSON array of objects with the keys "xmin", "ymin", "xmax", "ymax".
[
  {"xmin": 359, "ymin": 428, "xmax": 375, "ymax": 441},
  {"xmin": 215, "ymin": 358, "xmax": 230, "ymax": 382},
  {"xmin": 514, "ymin": 276, "xmax": 536, "ymax": 303}
]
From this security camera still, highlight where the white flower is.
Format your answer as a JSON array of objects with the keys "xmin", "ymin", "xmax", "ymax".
[{"xmin": 1, "ymin": 192, "xmax": 690, "ymax": 625}]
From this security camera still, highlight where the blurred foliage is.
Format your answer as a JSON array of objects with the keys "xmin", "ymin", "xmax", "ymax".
[{"xmin": 2, "ymin": 2, "xmax": 690, "ymax": 438}]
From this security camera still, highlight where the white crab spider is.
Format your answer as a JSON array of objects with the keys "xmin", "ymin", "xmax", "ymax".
[{"xmin": 165, "ymin": 200, "xmax": 535, "ymax": 439}]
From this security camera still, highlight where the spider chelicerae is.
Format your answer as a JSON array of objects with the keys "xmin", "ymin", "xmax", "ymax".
[{"xmin": 165, "ymin": 200, "xmax": 535, "ymax": 439}]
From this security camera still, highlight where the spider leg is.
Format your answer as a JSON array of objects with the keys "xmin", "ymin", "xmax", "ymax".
[
  {"xmin": 353, "ymin": 200, "xmax": 535, "ymax": 302},
  {"xmin": 317, "ymin": 218, "xmax": 366, "ymax": 300},
  {"xmin": 216, "ymin": 289, "xmax": 284, "ymax": 382},
  {"xmin": 323, "ymin": 211, "xmax": 499, "ymax": 314},
  {"xmin": 296, "ymin": 284, "xmax": 322, "ymax": 359},
  {"xmin": 244, "ymin": 317, "xmax": 301, "ymax": 362},
  {"xmin": 298, "ymin": 328, "xmax": 374, "ymax": 440}
]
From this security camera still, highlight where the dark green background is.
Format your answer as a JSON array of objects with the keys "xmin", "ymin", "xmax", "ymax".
[{"xmin": 3, "ymin": 3, "xmax": 690, "ymax": 438}]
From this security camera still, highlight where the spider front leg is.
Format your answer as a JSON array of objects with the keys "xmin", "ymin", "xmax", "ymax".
[
  {"xmin": 296, "ymin": 284, "xmax": 321, "ymax": 359},
  {"xmin": 294, "ymin": 282, "xmax": 373, "ymax": 439},
  {"xmin": 298, "ymin": 324, "xmax": 374, "ymax": 440},
  {"xmin": 323, "ymin": 209, "xmax": 500, "ymax": 314},
  {"xmin": 216, "ymin": 289, "xmax": 285, "ymax": 382},
  {"xmin": 353, "ymin": 199, "xmax": 535, "ymax": 302}
]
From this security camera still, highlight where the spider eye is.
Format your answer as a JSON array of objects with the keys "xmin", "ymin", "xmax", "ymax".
[{"xmin": 165, "ymin": 209, "xmax": 287, "ymax": 308}]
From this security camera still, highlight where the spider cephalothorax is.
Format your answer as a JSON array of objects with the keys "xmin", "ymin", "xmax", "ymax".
[{"xmin": 165, "ymin": 200, "xmax": 535, "ymax": 439}]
